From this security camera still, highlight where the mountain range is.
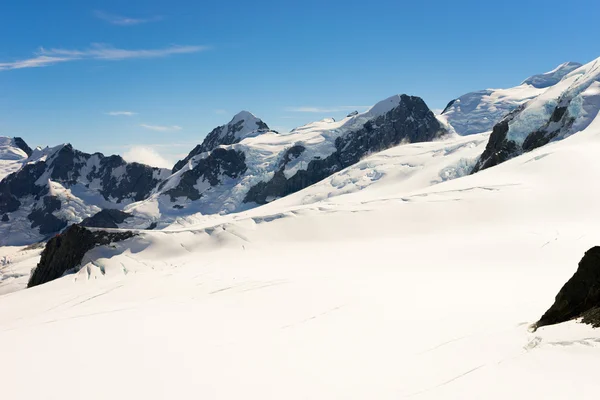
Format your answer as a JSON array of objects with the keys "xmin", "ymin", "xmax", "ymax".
[{"xmin": 1, "ymin": 58, "xmax": 599, "ymax": 247}]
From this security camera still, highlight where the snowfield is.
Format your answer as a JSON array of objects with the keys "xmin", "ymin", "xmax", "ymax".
[{"xmin": 2, "ymin": 112, "xmax": 600, "ymax": 398}]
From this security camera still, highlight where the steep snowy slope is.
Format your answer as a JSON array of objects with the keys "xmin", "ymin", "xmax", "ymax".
[
  {"xmin": 473, "ymin": 57, "xmax": 600, "ymax": 172},
  {"xmin": 124, "ymin": 94, "xmax": 446, "ymax": 226},
  {"xmin": 440, "ymin": 61, "xmax": 581, "ymax": 135},
  {"xmin": 0, "ymin": 144, "xmax": 170, "ymax": 245},
  {"xmin": 0, "ymin": 136, "xmax": 32, "ymax": 180},
  {"xmin": 2, "ymin": 111, "xmax": 600, "ymax": 399}
]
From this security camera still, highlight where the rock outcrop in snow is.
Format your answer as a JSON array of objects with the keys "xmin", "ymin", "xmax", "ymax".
[
  {"xmin": 441, "ymin": 61, "xmax": 582, "ymax": 136},
  {"xmin": 536, "ymin": 247, "xmax": 600, "ymax": 329},
  {"xmin": 28, "ymin": 224, "xmax": 136, "ymax": 288},
  {"xmin": 472, "ymin": 58, "xmax": 600, "ymax": 172}
]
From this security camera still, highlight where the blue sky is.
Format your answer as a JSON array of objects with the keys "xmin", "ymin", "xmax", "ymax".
[{"xmin": 1, "ymin": 0, "xmax": 599, "ymax": 167}]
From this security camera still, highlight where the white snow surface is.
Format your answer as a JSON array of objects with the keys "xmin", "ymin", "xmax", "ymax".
[
  {"xmin": 440, "ymin": 61, "xmax": 582, "ymax": 136},
  {"xmin": 521, "ymin": 61, "xmax": 582, "ymax": 88},
  {"xmin": 0, "ymin": 136, "xmax": 29, "ymax": 180},
  {"xmin": 2, "ymin": 112, "xmax": 600, "ymax": 398}
]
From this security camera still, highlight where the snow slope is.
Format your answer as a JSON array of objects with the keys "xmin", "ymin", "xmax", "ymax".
[
  {"xmin": 0, "ymin": 136, "xmax": 30, "ymax": 180},
  {"xmin": 2, "ymin": 111, "xmax": 600, "ymax": 398},
  {"xmin": 441, "ymin": 61, "xmax": 582, "ymax": 135},
  {"xmin": 473, "ymin": 57, "xmax": 600, "ymax": 172}
]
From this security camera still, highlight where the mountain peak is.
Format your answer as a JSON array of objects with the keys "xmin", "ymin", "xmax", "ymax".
[
  {"xmin": 522, "ymin": 61, "xmax": 583, "ymax": 89},
  {"xmin": 171, "ymin": 111, "xmax": 271, "ymax": 173},
  {"xmin": 226, "ymin": 111, "xmax": 269, "ymax": 137}
]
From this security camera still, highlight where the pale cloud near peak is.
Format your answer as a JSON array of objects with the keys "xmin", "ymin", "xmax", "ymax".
[
  {"xmin": 122, "ymin": 146, "xmax": 172, "ymax": 169},
  {"xmin": 0, "ymin": 43, "xmax": 208, "ymax": 71},
  {"xmin": 213, "ymin": 109, "xmax": 228, "ymax": 115},
  {"xmin": 140, "ymin": 124, "xmax": 182, "ymax": 132},
  {"xmin": 94, "ymin": 10, "xmax": 163, "ymax": 26},
  {"xmin": 285, "ymin": 106, "xmax": 370, "ymax": 113},
  {"xmin": 106, "ymin": 111, "xmax": 137, "ymax": 116}
]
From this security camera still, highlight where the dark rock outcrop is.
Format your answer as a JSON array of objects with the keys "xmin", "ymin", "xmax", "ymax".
[
  {"xmin": 470, "ymin": 108, "xmax": 522, "ymax": 173},
  {"xmin": 28, "ymin": 225, "xmax": 136, "ymax": 288},
  {"xmin": 13, "ymin": 137, "xmax": 33, "ymax": 157},
  {"xmin": 471, "ymin": 96, "xmax": 577, "ymax": 174},
  {"xmin": 165, "ymin": 148, "xmax": 247, "ymax": 201},
  {"xmin": 245, "ymin": 95, "xmax": 444, "ymax": 205},
  {"xmin": 28, "ymin": 196, "xmax": 67, "ymax": 235},
  {"xmin": 535, "ymin": 247, "xmax": 600, "ymax": 330},
  {"xmin": 81, "ymin": 209, "xmax": 133, "ymax": 229}
]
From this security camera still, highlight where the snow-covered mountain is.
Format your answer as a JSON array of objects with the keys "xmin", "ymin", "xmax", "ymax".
[
  {"xmin": 122, "ymin": 94, "xmax": 446, "ymax": 226},
  {"xmin": 0, "ymin": 137, "xmax": 32, "ymax": 180},
  {"xmin": 172, "ymin": 111, "xmax": 271, "ymax": 173},
  {"xmin": 0, "ymin": 143, "xmax": 170, "ymax": 245},
  {"xmin": 440, "ymin": 61, "xmax": 582, "ymax": 135},
  {"xmin": 4, "ymin": 98, "xmax": 600, "ymax": 398},
  {"xmin": 473, "ymin": 57, "xmax": 600, "ymax": 172}
]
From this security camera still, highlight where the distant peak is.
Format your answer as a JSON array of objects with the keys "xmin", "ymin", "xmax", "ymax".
[
  {"xmin": 522, "ymin": 61, "xmax": 583, "ymax": 89},
  {"xmin": 230, "ymin": 110, "xmax": 258, "ymax": 123},
  {"xmin": 226, "ymin": 110, "xmax": 270, "ymax": 134}
]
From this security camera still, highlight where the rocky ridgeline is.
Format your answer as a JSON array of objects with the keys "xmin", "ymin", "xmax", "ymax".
[
  {"xmin": 27, "ymin": 224, "xmax": 136, "ymax": 288},
  {"xmin": 535, "ymin": 247, "xmax": 600, "ymax": 329}
]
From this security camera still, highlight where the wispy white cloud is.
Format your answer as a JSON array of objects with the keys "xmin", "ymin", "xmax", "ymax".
[
  {"xmin": 0, "ymin": 43, "xmax": 208, "ymax": 71},
  {"xmin": 213, "ymin": 109, "xmax": 228, "ymax": 115},
  {"xmin": 285, "ymin": 106, "xmax": 370, "ymax": 113},
  {"xmin": 38, "ymin": 43, "xmax": 207, "ymax": 60},
  {"xmin": 106, "ymin": 111, "xmax": 137, "ymax": 116},
  {"xmin": 94, "ymin": 10, "xmax": 163, "ymax": 26},
  {"xmin": 140, "ymin": 124, "xmax": 182, "ymax": 132},
  {"xmin": 0, "ymin": 55, "xmax": 71, "ymax": 70},
  {"xmin": 122, "ymin": 146, "xmax": 172, "ymax": 168}
]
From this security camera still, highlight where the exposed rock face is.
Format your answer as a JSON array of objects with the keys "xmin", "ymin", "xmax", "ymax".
[
  {"xmin": 13, "ymin": 137, "xmax": 33, "ymax": 157},
  {"xmin": 28, "ymin": 196, "xmax": 67, "ymax": 235},
  {"xmin": 80, "ymin": 209, "xmax": 133, "ymax": 229},
  {"xmin": 28, "ymin": 225, "xmax": 136, "ymax": 288},
  {"xmin": 172, "ymin": 111, "xmax": 270, "ymax": 173},
  {"xmin": 470, "ymin": 108, "xmax": 523, "ymax": 173},
  {"xmin": 245, "ymin": 95, "xmax": 443, "ymax": 204},
  {"xmin": 536, "ymin": 247, "xmax": 600, "ymax": 329},
  {"xmin": 165, "ymin": 148, "xmax": 248, "ymax": 201}
]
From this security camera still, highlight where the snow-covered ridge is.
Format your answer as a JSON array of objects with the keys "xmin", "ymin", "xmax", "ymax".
[
  {"xmin": 473, "ymin": 57, "xmax": 600, "ymax": 172},
  {"xmin": 521, "ymin": 61, "xmax": 582, "ymax": 89},
  {"xmin": 441, "ymin": 61, "xmax": 582, "ymax": 136},
  {"xmin": 0, "ymin": 137, "xmax": 32, "ymax": 181}
]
